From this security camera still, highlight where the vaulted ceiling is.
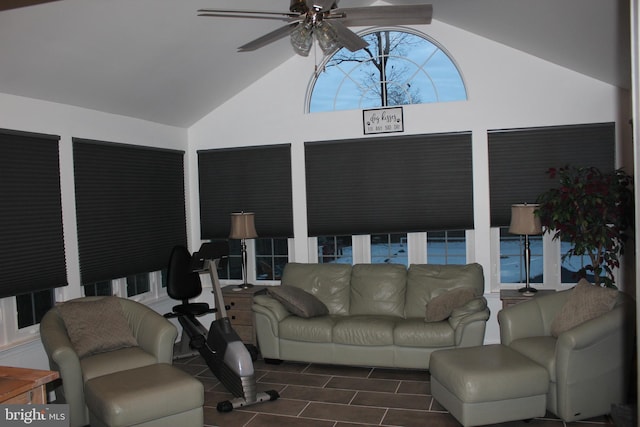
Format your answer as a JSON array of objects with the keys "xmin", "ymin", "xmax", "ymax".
[{"xmin": 0, "ymin": 0, "xmax": 630, "ymax": 127}]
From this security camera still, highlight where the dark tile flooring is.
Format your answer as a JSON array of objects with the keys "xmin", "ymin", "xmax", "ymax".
[{"xmin": 173, "ymin": 354, "xmax": 616, "ymax": 427}]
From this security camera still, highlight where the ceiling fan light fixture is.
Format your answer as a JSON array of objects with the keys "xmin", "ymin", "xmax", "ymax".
[
  {"xmin": 197, "ymin": 3, "xmax": 434, "ymax": 55},
  {"xmin": 290, "ymin": 22, "xmax": 314, "ymax": 56},
  {"xmin": 315, "ymin": 21, "xmax": 341, "ymax": 54}
]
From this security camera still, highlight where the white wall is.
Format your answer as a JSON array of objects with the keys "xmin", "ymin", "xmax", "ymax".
[
  {"xmin": 189, "ymin": 20, "xmax": 630, "ymax": 344},
  {"xmin": 0, "ymin": 93, "xmax": 188, "ymax": 368}
]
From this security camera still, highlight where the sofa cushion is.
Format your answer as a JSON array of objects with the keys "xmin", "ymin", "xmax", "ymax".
[
  {"xmin": 279, "ymin": 316, "xmax": 335, "ymax": 343},
  {"xmin": 405, "ymin": 263, "xmax": 484, "ymax": 318},
  {"xmin": 281, "ymin": 263, "xmax": 352, "ymax": 315},
  {"xmin": 333, "ymin": 316, "xmax": 395, "ymax": 346},
  {"xmin": 268, "ymin": 285, "xmax": 329, "ymax": 318},
  {"xmin": 425, "ymin": 288, "xmax": 476, "ymax": 322},
  {"xmin": 57, "ymin": 296, "xmax": 138, "ymax": 359},
  {"xmin": 509, "ymin": 336, "xmax": 558, "ymax": 382},
  {"xmin": 350, "ymin": 264, "xmax": 407, "ymax": 317},
  {"xmin": 394, "ymin": 319, "xmax": 455, "ymax": 347},
  {"xmin": 80, "ymin": 346, "xmax": 158, "ymax": 382},
  {"xmin": 550, "ymin": 279, "xmax": 618, "ymax": 337}
]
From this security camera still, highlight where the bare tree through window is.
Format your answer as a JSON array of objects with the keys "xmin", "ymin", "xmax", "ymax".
[{"xmin": 309, "ymin": 29, "xmax": 466, "ymax": 112}]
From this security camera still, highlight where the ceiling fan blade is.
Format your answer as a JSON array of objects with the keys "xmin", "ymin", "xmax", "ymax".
[
  {"xmin": 329, "ymin": 20, "xmax": 369, "ymax": 52},
  {"xmin": 331, "ymin": 4, "xmax": 433, "ymax": 27},
  {"xmin": 307, "ymin": 0, "xmax": 336, "ymax": 12},
  {"xmin": 197, "ymin": 9, "xmax": 299, "ymax": 21},
  {"xmin": 238, "ymin": 22, "xmax": 300, "ymax": 52},
  {"xmin": 0, "ymin": 0, "xmax": 60, "ymax": 11}
]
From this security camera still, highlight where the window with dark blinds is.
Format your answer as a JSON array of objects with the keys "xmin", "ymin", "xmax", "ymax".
[
  {"xmin": 73, "ymin": 138, "xmax": 187, "ymax": 284},
  {"xmin": 0, "ymin": 129, "xmax": 67, "ymax": 298},
  {"xmin": 488, "ymin": 122, "xmax": 615, "ymax": 227},
  {"xmin": 305, "ymin": 132, "xmax": 474, "ymax": 236},
  {"xmin": 198, "ymin": 144, "xmax": 293, "ymax": 239}
]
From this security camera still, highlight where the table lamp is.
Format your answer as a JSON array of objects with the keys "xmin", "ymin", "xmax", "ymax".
[
  {"xmin": 509, "ymin": 203, "xmax": 542, "ymax": 296},
  {"xmin": 229, "ymin": 212, "xmax": 258, "ymax": 289}
]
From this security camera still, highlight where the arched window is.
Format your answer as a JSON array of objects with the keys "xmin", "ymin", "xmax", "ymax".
[{"xmin": 308, "ymin": 29, "xmax": 467, "ymax": 113}]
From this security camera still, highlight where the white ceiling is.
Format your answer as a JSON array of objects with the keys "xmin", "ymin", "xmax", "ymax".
[{"xmin": 0, "ymin": 0, "xmax": 630, "ymax": 128}]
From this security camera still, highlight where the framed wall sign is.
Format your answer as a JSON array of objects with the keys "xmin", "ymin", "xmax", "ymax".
[{"xmin": 363, "ymin": 107, "xmax": 404, "ymax": 135}]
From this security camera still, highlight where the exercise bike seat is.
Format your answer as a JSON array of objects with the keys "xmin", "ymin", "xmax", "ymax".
[{"xmin": 165, "ymin": 245, "xmax": 216, "ymax": 318}]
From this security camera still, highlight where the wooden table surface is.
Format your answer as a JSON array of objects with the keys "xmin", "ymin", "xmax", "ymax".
[{"xmin": 0, "ymin": 365, "xmax": 59, "ymax": 404}]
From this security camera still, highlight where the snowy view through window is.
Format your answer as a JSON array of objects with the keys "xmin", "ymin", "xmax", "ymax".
[{"xmin": 318, "ymin": 233, "xmax": 590, "ymax": 285}]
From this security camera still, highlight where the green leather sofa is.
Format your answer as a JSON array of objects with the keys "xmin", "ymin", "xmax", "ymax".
[{"xmin": 253, "ymin": 262, "xmax": 490, "ymax": 368}]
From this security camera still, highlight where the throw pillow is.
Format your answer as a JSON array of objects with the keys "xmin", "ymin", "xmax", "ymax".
[
  {"xmin": 425, "ymin": 287, "xmax": 476, "ymax": 322},
  {"xmin": 57, "ymin": 297, "xmax": 138, "ymax": 358},
  {"xmin": 550, "ymin": 279, "xmax": 618, "ymax": 337},
  {"xmin": 268, "ymin": 285, "xmax": 329, "ymax": 318}
]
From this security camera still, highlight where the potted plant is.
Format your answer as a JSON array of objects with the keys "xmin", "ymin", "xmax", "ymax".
[{"xmin": 535, "ymin": 165, "xmax": 634, "ymax": 288}]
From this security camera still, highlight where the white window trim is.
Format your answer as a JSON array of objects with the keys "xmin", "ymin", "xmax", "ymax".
[{"xmin": 408, "ymin": 232, "xmax": 427, "ymax": 264}]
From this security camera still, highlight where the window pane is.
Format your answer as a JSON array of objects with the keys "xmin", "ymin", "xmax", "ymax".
[
  {"xmin": 83, "ymin": 281, "xmax": 112, "ymax": 296},
  {"xmin": 217, "ymin": 239, "xmax": 241, "ymax": 280},
  {"xmin": 560, "ymin": 238, "xmax": 593, "ymax": 283},
  {"xmin": 256, "ymin": 238, "xmax": 288, "ymax": 281},
  {"xmin": 427, "ymin": 230, "xmax": 466, "ymax": 264},
  {"xmin": 318, "ymin": 236, "xmax": 352, "ymax": 264},
  {"xmin": 126, "ymin": 273, "xmax": 150, "ymax": 297},
  {"xmin": 16, "ymin": 289, "xmax": 54, "ymax": 329},
  {"xmin": 499, "ymin": 228, "xmax": 543, "ymax": 284},
  {"xmin": 371, "ymin": 233, "xmax": 408, "ymax": 265},
  {"xmin": 160, "ymin": 268, "xmax": 167, "ymax": 288}
]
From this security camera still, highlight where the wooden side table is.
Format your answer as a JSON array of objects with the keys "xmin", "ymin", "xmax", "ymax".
[
  {"xmin": 222, "ymin": 285, "xmax": 266, "ymax": 348},
  {"xmin": 500, "ymin": 289, "xmax": 556, "ymax": 310},
  {"xmin": 0, "ymin": 366, "xmax": 59, "ymax": 404}
]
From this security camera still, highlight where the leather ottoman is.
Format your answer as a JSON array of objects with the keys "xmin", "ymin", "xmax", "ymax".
[
  {"xmin": 85, "ymin": 363, "xmax": 203, "ymax": 427},
  {"xmin": 430, "ymin": 344, "xmax": 549, "ymax": 427}
]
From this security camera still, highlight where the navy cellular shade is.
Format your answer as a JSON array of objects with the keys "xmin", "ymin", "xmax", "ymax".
[
  {"xmin": 73, "ymin": 138, "xmax": 187, "ymax": 283},
  {"xmin": 305, "ymin": 132, "xmax": 474, "ymax": 236},
  {"xmin": 488, "ymin": 122, "xmax": 615, "ymax": 227},
  {"xmin": 0, "ymin": 129, "xmax": 67, "ymax": 297}
]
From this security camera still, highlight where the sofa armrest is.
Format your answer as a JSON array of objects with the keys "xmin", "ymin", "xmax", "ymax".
[
  {"xmin": 448, "ymin": 297, "xmax": 490, "ymax": 346},
  {"xmin": 132, "ymin": 309, "xmax": 178, "ymax": 364},
  {"xmin": 253, "ymin": 295, "xmax": 292, "ymax": 321},
  {"xmin": 554, "ymin": 304, "xmax": 634, "ymax": 417},
  {"xmin": 499, "ymin": 301, "xmax": 544, "ymax": 345},
  {"xmin": 40, "ymin": 310, "xmax": 86, "ymax": 425},
  {"xmin": 117, "ymin": 298, "xmax": 177, "ymax": 364},
  {"xmin": 448, "ymin": 296, "xmax": 489, "ymax": 329},
  {"xmin": 558, "ymin": 304, "xmax": 629, "ymax": 352}
]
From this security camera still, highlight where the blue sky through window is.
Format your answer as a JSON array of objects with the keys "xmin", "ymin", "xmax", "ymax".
[{"xmin": 309, "ymin": 29, "xmax": 467, "ymax": 112}]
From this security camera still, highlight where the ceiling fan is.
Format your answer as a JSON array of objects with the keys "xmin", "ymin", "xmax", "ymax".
[
  {"xmin": 198, "ymin": 0, "xmax": 433, "ymax": 56},
  {"xmin": 0, "ymin": 0, "xmax": 60, "ymax": 11}
]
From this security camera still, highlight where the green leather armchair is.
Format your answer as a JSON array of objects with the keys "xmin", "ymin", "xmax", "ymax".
[
  {"xmin": 498, "ymin": 289, "xmax": 635, "ymax": 422},
  {"xmin": 40, "ymin": 297, "xmax": 177, "ymax": 427}
]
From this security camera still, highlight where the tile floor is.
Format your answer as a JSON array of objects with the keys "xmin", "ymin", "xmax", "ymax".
[{"xmin": 173, "ymin": 355, "xmax": 617, "ymax": 427}]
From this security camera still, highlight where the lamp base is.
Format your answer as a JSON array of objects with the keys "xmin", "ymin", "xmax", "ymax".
[
  {"xmin": 238, "ymin": 283, "xmax": 254, "ymax": 290},
  {"xmin": 518, "ymin": 286, "xmax": 537, "ymax": 297}
]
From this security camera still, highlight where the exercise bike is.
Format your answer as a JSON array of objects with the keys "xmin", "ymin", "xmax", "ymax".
[{"xmin": 165, "ymin": 242, "xmax": 279, "ymax": 412}]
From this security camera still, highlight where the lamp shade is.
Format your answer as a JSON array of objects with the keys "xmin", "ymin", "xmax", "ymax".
[
  {"xmin": 509, "ymin": 204, "xmax": 542, "ymax": 235},
  {"xmin": 229, "ymin": 212, "xmax": 258, "ymax": 239}
]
